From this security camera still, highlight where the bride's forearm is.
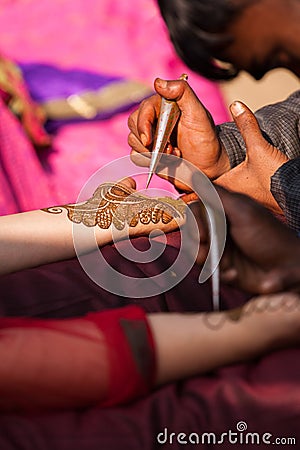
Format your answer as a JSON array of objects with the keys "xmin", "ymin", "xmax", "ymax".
[
  {"xmin": 0, "ymin": 208, "xmax": 112, "ymax": 275},
  {"xmin": 0, "ymin": 180, "xmax": 186, "ymax": 275}
]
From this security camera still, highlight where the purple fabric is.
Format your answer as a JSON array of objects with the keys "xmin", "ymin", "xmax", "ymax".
[
  {"xmin": 19, "ymin": 63, "xmax": 122, "ymax": 102},
  {"xmin": 19, "ymin": 63, "xmax": 152, "ymax": 132},
  {"xmin": 0, "ymin": 234, "xmax": 299, "ymax": 449}
]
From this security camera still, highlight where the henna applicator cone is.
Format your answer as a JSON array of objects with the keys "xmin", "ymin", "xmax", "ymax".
[{"xmin": 146, "ymin": 74, "xmax": 188, "ymax": 188}]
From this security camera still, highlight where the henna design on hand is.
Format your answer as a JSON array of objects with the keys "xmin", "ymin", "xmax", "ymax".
[{"xmin": 42, "ymin": 182, "xmax": 186, "ymax": 230}]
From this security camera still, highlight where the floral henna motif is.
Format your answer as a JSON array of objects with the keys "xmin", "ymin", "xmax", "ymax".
[{"xmin": 42, "ymin": 182, "xmax": 186, "ymax": 230}]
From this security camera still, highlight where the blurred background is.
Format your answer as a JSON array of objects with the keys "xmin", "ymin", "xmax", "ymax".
[
  {"xmin": 0, "ymin": 0, "xmax": 298, "ymax": 216},
  {"xmin": 0, "ymin": 0, "xmax": 226, "ymax": 214},
  {"xmin": 221, "ymin": 69, "xmax": 299, "ymax": 111}
]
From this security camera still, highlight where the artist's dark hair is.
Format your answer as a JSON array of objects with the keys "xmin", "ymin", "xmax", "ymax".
[{"xmin": 157, "ymin": 0, "xmax": 252, "ymax": 80}]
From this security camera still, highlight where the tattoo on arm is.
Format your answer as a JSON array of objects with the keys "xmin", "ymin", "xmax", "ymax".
[{"xmin": 42, "ymin": 182, "xmax": 186, "ymax": 230}]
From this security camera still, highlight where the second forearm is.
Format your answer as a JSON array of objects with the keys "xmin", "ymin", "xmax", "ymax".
[{"xmin": 149, "ymin": 297, "xmax": 285, "ymax": 386}]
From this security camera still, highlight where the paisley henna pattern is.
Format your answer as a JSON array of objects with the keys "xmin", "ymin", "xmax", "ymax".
[{"xmin": 42, "ymin": 182, "xmax": 186, "ymax": 230}]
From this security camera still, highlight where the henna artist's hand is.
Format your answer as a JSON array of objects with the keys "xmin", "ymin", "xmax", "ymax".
[
  {"xmin": 215, "ymin": 187, "xmax": 300, "ymax": 294},
  {"xmin": 186, "ymin": 185, "xmax": 300, "ymax": 294},
  {"xmin": 128, "ymin": 77, "xmax": 230, "ymax": 192},
  {"xmin": 215, "ymin": 101, "xmax": 289, "ymax": 214}
]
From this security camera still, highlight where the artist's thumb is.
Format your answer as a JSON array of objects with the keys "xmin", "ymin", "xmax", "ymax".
[
  {"xmin": 154, "ymin": 77, "xmax": 209, "ymax": 123},
  {"xmin": 230, "ymin": 101, "xmax": 271, "ymax": 160}
]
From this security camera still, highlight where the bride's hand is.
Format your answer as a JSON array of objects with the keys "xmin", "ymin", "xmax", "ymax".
[{"xmin": 74, "ymin": 177, "xmax": 188, "ymax": 240}]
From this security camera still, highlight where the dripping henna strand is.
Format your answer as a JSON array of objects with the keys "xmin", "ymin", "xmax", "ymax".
[{"xmin": 42, "ymin": 182, "xmax": 186, "ymax": 230}]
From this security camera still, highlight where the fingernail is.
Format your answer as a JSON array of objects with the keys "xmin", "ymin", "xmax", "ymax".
[
  {"xmin": 230, "ymin": 101, "xmax": 245, "ymax": 117},
  {"xmin": 221, "ymin": 268, "xmax": 237, "ymax": 281},
  {"xmin": 141, "ymin": 133, "xmax": 148, "ymax": 146},
  {"xmin": 260, "ymin": 278, "xmax": 276, "ymax": 294},
  {"xmin": 156, "ymin": 78, "xmax": 168, "ymax": 89}
]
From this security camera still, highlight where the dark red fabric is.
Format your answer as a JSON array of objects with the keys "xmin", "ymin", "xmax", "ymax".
[
  {"xmin": 86, "ymin": 306, "xmax": 156, "ymax": 407},
  {"xmin": 0, "ymin": 233, "xmax": 299, "ymax": 449},
  {"xmin": 0, "ymin": 305, "xmax": 155, "ymax": 411}
]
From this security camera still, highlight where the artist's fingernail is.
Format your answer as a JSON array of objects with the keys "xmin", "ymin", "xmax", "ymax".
[
  {"xmin": 221, "ymin": 268, "xmax": 237, "ymax": 281},
  {"xmin": 156, "ymin": 78, "xmax": 168, "ymax": 89},
  {"xmin": 141, "ymin": 133, "xmax": 148, "ymax": 146},
  {"xmin": 260, "ymin": 278, "xmax": 277, "ymax": 294},
  {"xmin": 172, "ymin": 147, "xmax": 182, "ymax": 157},
  {"xmin": 230, "ymin": 101, "xmax": 245, "ymax": 117}
]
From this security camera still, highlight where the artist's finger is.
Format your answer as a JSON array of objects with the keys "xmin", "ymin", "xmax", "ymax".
[
  {"xmin": 219, "ymin": 243, "xmax": 235, "ymax": 274},
  {"xmin": 260, "ymin": 266, "xmax": 300, "ymax": 294},
  {"xmin": 230, "ymin": 101, "xmax": 269, "ymax": 157},
  {"xmin": 171, "ymin": 146, "xmax": 182, "ymax": 157},
  {"xmin": 164, "ymin": 143, "xmax": 181, "ymax": 157},
  {"xmin": 130, "ymin": 149, "xmax": 151, "ymax": 167},
  {"xmin": 221, "ymin": 263, "xmax": 272, "ymax": 294},
  {"xmin": 180, "ymin": 192, "xmax": 198, "ymax": 204},
  {"xmin": 230, "ymin": 101, "xmax": 289, "ymax": 181},
  {"xmin": 165, "ymin": 143, "xmax": 173, "ymax": 155},
  {"xmin": 183, "ymin": 200, "xmax": 209, "ymax": 265},
  {"xmin": 128, "ymin": 129, "xmax": 150, "ymax": 155},
  {"xmin": 128, "ymin": 94, "xmax": 160, "ymax": 147},
  {"xmin": 221, "ymin": 267, "xmax": 238, "ymax": 283},
  {"xmin": 127, "ymin": 108, "xmax": 139, "ymax": 135}
]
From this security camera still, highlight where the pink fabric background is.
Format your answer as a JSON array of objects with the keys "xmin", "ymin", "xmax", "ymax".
[{"xmin": 0, "ymin": 0, "xmax": 229, "ymax": 213}]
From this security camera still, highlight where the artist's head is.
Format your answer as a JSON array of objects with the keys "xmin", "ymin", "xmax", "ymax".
[{"xmin": 157, "ymin": 0, "xmax": 300, "ymax": 80}]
